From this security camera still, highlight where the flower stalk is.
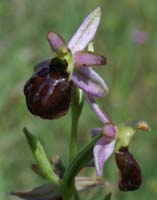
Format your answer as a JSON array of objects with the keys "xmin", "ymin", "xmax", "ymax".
[{"xmin": 69, "ymin": 86, "xmax": 84, "ymax": 162}]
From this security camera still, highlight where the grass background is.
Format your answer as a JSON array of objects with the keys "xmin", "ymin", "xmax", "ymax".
[{"xmin": 0, "ymin": 0, "xmax": 157, "ymax": 199}]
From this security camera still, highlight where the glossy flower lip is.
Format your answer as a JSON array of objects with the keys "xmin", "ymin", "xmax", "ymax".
[{"xmin": 24, "ymin": 63, "xmax": 73, "ymax": 119}]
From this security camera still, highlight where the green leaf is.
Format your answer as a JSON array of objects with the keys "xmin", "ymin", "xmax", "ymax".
[
  {"xmin": 23, "ymin": 127, "xmax": 59, "ymax": 188},
  {"xmin": 63, "ymin": 134, "xmax": 102, "ymax": 186}
]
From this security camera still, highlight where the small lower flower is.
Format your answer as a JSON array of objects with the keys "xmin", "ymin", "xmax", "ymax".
[{"xmin": 87, "ymin": 95, "xmax": 150, "ymax": 190}]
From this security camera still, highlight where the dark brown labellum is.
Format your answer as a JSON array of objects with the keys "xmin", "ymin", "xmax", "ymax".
[
  {"xmin": 24, "ymin": 57, "xmax": 73, "ymax": 119},
  {"xmin": 115, "ymin": 147, "xmax": 142, "ymax": 191}
]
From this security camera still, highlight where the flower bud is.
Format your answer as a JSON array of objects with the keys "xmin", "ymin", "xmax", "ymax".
[
  {"xmin": 24, "ymin": 57, "xmax": 73, "ymax": 119},
  {"xmin": 115, "ymin": 147, "xmax": 142, "ymax": 191}
]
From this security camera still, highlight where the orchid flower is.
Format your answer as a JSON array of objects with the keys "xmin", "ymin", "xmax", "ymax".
[
  {"xmin": 24, "ymin": 7, "xmax": 108, "ymax": 119},
  {"xmin": 87, "ymin": 95, "xmax": 150, "ymax": 191}
]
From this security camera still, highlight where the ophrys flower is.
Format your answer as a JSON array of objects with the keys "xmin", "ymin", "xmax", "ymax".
[{"xmin": 24, "ymin": 7, "xmax": 108, "ymax": 119}]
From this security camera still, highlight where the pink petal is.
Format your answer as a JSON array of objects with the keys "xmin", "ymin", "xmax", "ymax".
[
  {"xmin": 68, "ymin": 7, "xmax": 101, "ymax": 53},
  {"xmin": 71, "ymin": 67, "xmax": 108, "ymax": 97},
  {"xmin": 94, "ymin": 137, "xmax": 116, "ymax": 176},
  {"xmin": 47, "ymin": 32, "xmax": 67, "ymax": 53},
  {"xmin": 103, "ymin": 123, "xmax": 117, "ymax": 138},
  {"xmin": 91, "ymin": 125, "xmax": 117, "ymax": 138},
  {"xmin": 87, "ymin": 95, "xmax": 110, "ymax": 123},
  {"xmin": 74, "ymin": 51, "xmax": 107, "ymax": 67}
]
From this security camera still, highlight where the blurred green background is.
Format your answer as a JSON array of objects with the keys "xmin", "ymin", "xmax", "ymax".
[{"xmin": 0, "ymin": 0, "xmax": 157, "ymax": 199}]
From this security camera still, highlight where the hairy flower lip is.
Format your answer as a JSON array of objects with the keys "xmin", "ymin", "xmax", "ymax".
[
  {"xmin": 24, "ymin": 65, "xmax": 73, "ymax": 119},
  {"xmin": 115, "ymin": 147, "xmax": 142, "ymax": 191}
]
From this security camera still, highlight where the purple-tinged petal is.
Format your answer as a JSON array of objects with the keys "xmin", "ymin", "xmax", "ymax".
[
  {"xmin": 47, "ymin": 32, "xmax": 67, "ymax": 53},
  {"xmin": 94, "ymin": 137, "xmax": 116, "ymax": 176},
  {"xmin": 87, "ymin": 96, "xmax": 117, "ymax": 138},
  {"xmin": 68, "ymin": 7, "xmax": 101, "ymax": 53},
  {"xmin": 87, "ymin": 95, "xmax": 110, "ymax": 123},
  {"xmin": 103, "ymin": 123, "xmax": 117, "ymax": 138},
  {"xmin": 71, "ymin": 67, "xmax": 108, "ymax": 97},
  {"xmin": 91, "ymin": 125, "xmax": 117, "ymax": 138},
  {"xmin": 74, "ymin": 51, "xmax": 107, "ymax": 67},
  {"xmin": 34, "ymin": 58, "xmax": 50, "ymax": 73}
]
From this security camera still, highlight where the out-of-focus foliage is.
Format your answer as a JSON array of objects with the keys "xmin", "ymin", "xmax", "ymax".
[{"xmin": 0, "ymin": 0, "xmax": 157, "ymax": 199}]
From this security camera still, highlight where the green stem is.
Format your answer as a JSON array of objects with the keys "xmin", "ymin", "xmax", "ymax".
[
  {"xmin": 66, "ymin": 87, "xmax": 84, "ymax": 200},
  {"xmin": 69, "ymin": 87, "xmax": 84, "ymax": 162},
  {"xmin": 70, "ymin": 114, "xmax": 79, "ymax": 162},
  {"xmin": 59, "ymin": 179, "xmax": 75, "ymax": 200}
]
